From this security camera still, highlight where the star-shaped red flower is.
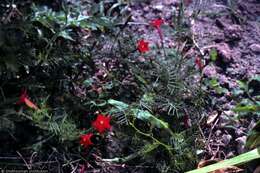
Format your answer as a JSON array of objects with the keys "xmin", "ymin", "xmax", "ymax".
[
  {"xmin": 137, "ymin": 39, "xmax": 149, "ymax": 53},
  {"xmin": 80, "ymin": 133, "xmax": 94, "ymax": 148},
  {"xmin": 195, "ymin": 56, "xmax": 204, "ymax": 70},
  {"xmin": 150, "ymin": 19, "xmax": 164, "ymax": 29},
  {"xmin": 17, "ymin": 89, "xmax": 38, "ymax": 110},
  {"xmin": 92, "ymin": 114, "xmax": 111, "ymax": 133}
]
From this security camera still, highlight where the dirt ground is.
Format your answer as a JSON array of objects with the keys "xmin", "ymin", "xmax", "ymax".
[
  {"xmin": 1, "ymin": 1, "xmax": 259, "ymax": 172},
  {"xmin": 129, "ymin": 0, "xmax": 260, "ymax": 166}
]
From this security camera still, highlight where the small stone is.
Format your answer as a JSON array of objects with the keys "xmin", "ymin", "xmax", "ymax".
[
  {"xmin": 223, "ymin": 110, "xmax": 235, "ymax": 117},
  {"xmin": 226, "ymin": 152, "xmax": 234, "ymax": 158},
  {"xmin": 143, "ymin": 6, "xmax": 150, "ymax": 12},
  {"xmin": 215, "ymin": 19, "xmax": 225, "ymax": 29},
  {"xmin": 207, "ymin": 111, "xmax": 219, "ymax": 125},
  {"xmin": 222, "ymin": 134, "xmax": 232, "ymax": 145},
  {"xmin": 202, "ymin": 65, "xmax": 217, "ymax": 78},
  {"xmin": 163, "ymin": 0, "xmax": 177, "ymax": 5},
  {"xmin": 224, "ymin": 24, "xmax": 243, "ymax": 41},
  {"xmin": 236, "ymin": 127, "xmax": 246, "ymax": 136},
  {"xmin": 236, "ymin": 136, "xmax": 247, "ymax": 153},
  {"xmin": 219, "ymin": 114, "xmax": 230, "ymax": 127},
  {"xmin": 215, "ymin": 130, "xmax": 222, "ymax": 136},
  {"xmin": 137, "ymin": 56, "xmax": 146, "ymax": 62},
  {"xmin": 248, "ymin": 120, "xmax": 256, "ymax": 131},
  {"xmin": 153, "ymin": 4, "xmax": 164, "ymax": 11},
  {"xmin": 249, "ymin": 44, "xmax": 260, "ymax": 53},
  {"xmin": 218, "ymin": 75, "xmax": 229, "ymax": 85},
  {"xmin": 216, "ymin": 43, "xmax": 233, "ymax": 63}
]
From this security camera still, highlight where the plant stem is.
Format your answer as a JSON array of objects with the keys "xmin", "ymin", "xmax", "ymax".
[{"xmin": 102, "ymin": 142, "xmax": 160, "ymax": 163}]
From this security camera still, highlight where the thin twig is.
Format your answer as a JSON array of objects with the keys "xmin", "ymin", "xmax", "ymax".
[{"xmin": 16, "ymin": 151, "xmax": 31, "ymax": 169}]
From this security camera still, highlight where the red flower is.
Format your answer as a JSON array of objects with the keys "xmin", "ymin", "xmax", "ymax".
[
  {"xmin": 80, "ymin": 133, "xmax": 94, "ymax": 148},
  {"xmin": 150, "ymin": 19, "xmax": 164, "ymax": 29},
  {"xmin": 195, "ymin": 56, "xmax": 204, "ymax": 70},
  {"xmin": 137, "ymin": 39, "xmax": 149, "ymax": 53},
  {"xmin": 17, "ymin": 89, "xmax": 38, "ymax": 110},
  {"xmin": 92, "ymin": 114, "xmax": 111, "ymax": 133},
  {"xmin": 151, "ymin": 19, "xmax": 164, "ymax": 43}
]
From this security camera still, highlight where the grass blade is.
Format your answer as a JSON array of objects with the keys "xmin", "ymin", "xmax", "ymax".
[{"xmin": 186, "ymin": 147, "xmax": 260, "ymax": 173}]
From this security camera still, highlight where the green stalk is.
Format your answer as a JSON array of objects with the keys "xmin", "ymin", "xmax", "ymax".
[{"xmin": 186, "ymin": 147, "xmax": 260, "ymax": 173}]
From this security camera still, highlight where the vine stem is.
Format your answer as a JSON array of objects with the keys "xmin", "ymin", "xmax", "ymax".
[
  {"xmin": 129, "ymin": 121, "xmax": 174, "ymax": 156},
  {"xmin": 102, "ymin": 119, "xmax": 174, "ymax": 163},
  {"xmin": 102, "ymin": 142, "xmax": 159, "ymax": 163}
]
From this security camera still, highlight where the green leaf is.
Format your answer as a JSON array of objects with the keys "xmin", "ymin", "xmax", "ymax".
[
  {"xmin": 141, "ymin": 93, "xmax": 155, "ymax": 104},
  {"xmin": 104, "ymin": 81, "xmax": 114, "ymax": 90},
  {"xmin": 108, "ymin": 99, "xmax": 168, "ymax": 129},
  {"xmin": 133, "ymin": 109, "xmax": 169, "ymax": 129},
  {"xmin": 249, "ymin": 75, "xmax": 260, "ymax": 83},
  {"xmin": 107, "ymin": 2, "xmax": 127, "ymax": 16},
  {"xmin": 209, "ymin": 48, "xmax": 217, "ymax": 61},
  {"xmin": 83, "ymin": 78, "xmax": 94, "ymax": 87},
  {"xmin": 32, "ymin": 5, "xmax": 113, "ymax": 32},
  {"xmin": 89, "ymin": 101, "xmax": 107, "ymax": 107},
  {"xmin": 58, "ymin": 30, "xmax": 75, "ymax": 41},
  {"xmin": 215, "ymin": 86, "xmax": 228, "ymax": 94},
  {"xmin": 186, "ymin": 147, "xmax": 260, "ymax": 173},
  {"xmin": 134, "ymin": 74, "xmax": 147, "ymax": 85},
  {"xmin": 237, "ymin": 80, "xmax": 247, "ymax": 90},
  {"xmin": 234, "ymin": 105, "xmax": 260, "ymax": 113},
  {"xmin": 108, "ymin": 99, "xmax": 129, "ymax": 111},
  {"xmin": 209, "ymin": 79, "xmax": 219, "ymax": 88},
  {"xmin": 232, "ymin": 89, "xmax": 244, "ymax": 96}
]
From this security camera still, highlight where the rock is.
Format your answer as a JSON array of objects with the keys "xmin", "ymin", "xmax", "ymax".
[
  {"xmin": 163, "ymin": 0, "xmax": 178, "ymax": 5},
  {"xmin": 137, "ymin": 56, "xmax": 146, "ymax": 62},
  {"xmin": 215, "ymin": 130, "xmax": 222, "ymax": 136},
  {"xmin": 254, "ymin": 166, "xmax": 260, "ymax": 173},
  {"xmin": 219, "ymin": 114, "xmax": 231, "ymax": 127},
  {"xmin": 236, "ymin": 127, "xmax": 246, "ymax": 136},
  {"xmin": 224, "ymin": 24, "xmax": 243, "ymax": 41},
  {"xmin": 248, "ymin": 120, "xmax": 256, "ymax": 131},
  {"xmin": 207, "ymin": 111, "xmax": 219, "ymax": 125},
  {"xmin": 214, "ymin": 20, "xmax": 240, "ymax": 42},
  {"xmin": 218, "ymin": 75, "xmax": 229, "ymax": 85},
  {"xmin": 215, "ymin": 19, "xmax": 225, "ymax": 29},
  {"xmin": 203, "ymin": 65, "xmax": 217, "ymax": 78},
  {"xmin": 213, "ymin": 32, "xmax": 225, "ymax": 43},
  {"xmin": 236, "ymin": 136, "xmax": 247, "ymax": 154},
  {"xmin": 222, "ymin": 134, "xmax": 232, "ymax": 145},
  {"xmin": 223, "ymin": 110, "xmax": 235, "ymax": 117},
  {"xmin": 226, "ymin": 152, "xmax": 234, "ymax": 158},
  {"xmin": 153, "ymin": 4, "xmax": 163, "ymax": 11},
  {"xmin": 216, "ymin": 43, "xmax": 233, "ymax": 63},
  {"xmin": 143, "ymin": 6, "xmax": 150, "ymax": 12},
  {"xmin": 218, "ymin": 96, "xmax": 228, "ymax": 104},
  {"xmin": 249, "ymin": 44, "xmax": 260, "ymax": 53}
]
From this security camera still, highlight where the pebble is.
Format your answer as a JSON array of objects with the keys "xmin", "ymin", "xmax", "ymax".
[
  {"xmin": 203, "ymin": 65, "xmax": 217, "ymax": 78},
  {"xmin": 235, "ymin": 136, "xmax": 247, "ymax": 154},
  {"xmin": 224, "ymin": 24, "xmax": 243, "ymax": 41},
  {"xmin": 215, "ymin": 130, "xmax": 222, "ymax": 136},
  {"xmin": 216, "ymin": 43, "xmax": 232, "ymax": 63},
  {"xmin": 153, "ymin": 4, "xmax": 164, "ymax": 11},
  {"xmin": 249, "ymin": 44, "xmax": 260, "ymax": 53},
  {"xmin": 222, "ymin": 134, "xmax": 232, "ymax": 145}
]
